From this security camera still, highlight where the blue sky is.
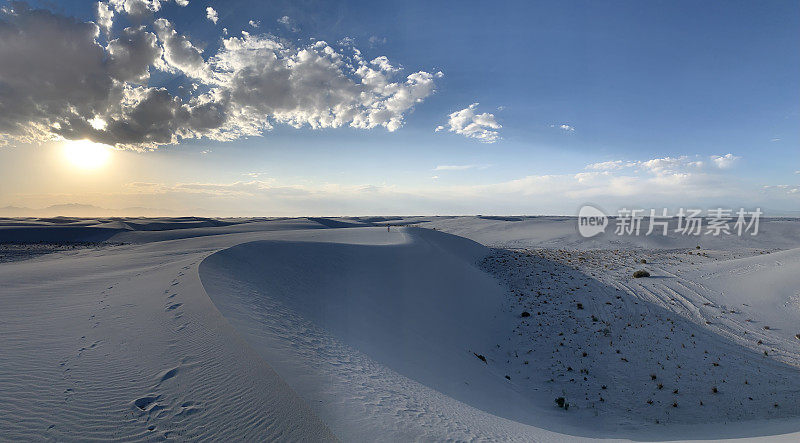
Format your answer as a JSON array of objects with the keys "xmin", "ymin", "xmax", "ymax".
[{"xmin": 0, "ymin": 0, "xmax": 798, "ymax": 215}]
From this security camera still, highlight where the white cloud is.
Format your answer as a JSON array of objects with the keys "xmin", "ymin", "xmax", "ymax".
[
  {"xmin": 368, "ymin": 35, "xmax": 386, "ymax": 47},
  {"xmin": 277, "ymin": 15, "xmax": 298, "ymax": 32},
  {"xmin": 763, "ymin": 184, "xmax": 800, "ymax": 195},
  {"xmin": 437, "ymin": 103, "xmax": 501, "ymax": 143},
  {"xmin": 108, "ymin": 0, "xmax": 174, "ymax": 18},
  {"xmin": 0, "ymin": 5, "xmax": 441, "ymax": 149},
  {"xmin": 213, "ymin": 36, "xmax": 440, "ymax": 134},
  {"xmin": 96, "ymin": 2, "xmax": 114, "ymax": 34},
  {"xmin": 248, "ymin": 20, "xmax": 259, "ymax": 28},
  {"xmin": 206, "ymin": 6, "xmax": 218, "ymax": 24},
  {"xmin": 370, "ymin": 56, "xmax": 399, "ymax": 72},
  {"xmin": 153, "ymin": 18, "xmax": 206, "ymax": 77},
  {"xmin": 33, "ymin": 151, "xmax": 765, "ymax": 215},
  {"xmin": 587, "ymin": 155, "xmax": 733, "ymax": 176},
  {"xmin": 551, "ymin": 123, "xmax": 574, "ymax": 132},
  {"xmin": 433, "ymin": 165, "xmax": 479, "ymax": 171},
  {"xmin": 711, "ymin": 153, "xmax": 739, "ymax": 169},
  {"xmin": 585, "ymin": 160, "xmax": 628, "ymax": 171}
]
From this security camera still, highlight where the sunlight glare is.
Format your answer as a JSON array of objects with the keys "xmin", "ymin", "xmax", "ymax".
[{"xmin": 62, "ymin": 139, "xmax": 112, "ymax": 170}]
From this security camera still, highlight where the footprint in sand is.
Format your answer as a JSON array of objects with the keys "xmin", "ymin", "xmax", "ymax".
[
  {"xmin": 133, "ymin": 395, "xmax": 161, "ymax": 412},
  {"xmin": 165, "ymin": 303, "xmax": 182, "ymax": 311},
  {"xmin": 157, "ymin": 366, "xmax": 179, "ymax": 384}
]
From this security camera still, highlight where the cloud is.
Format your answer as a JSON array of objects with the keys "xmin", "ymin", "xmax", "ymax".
[
  {"xmin": 205, "ymin": 6, "xmax": 218, "ymax": 24},
  {"xmin": 551, "ymin": 123, "xmax": 574, "ymax": 132},
  {"xmin": 436, "ymin": 103, "xmax": 501, "ymax": 143},
  {"xmin": 585, "ymin": 160, "xmax": 629, "ymax": 171},
  {"xmin": 126, "ymin": 179, "xmax": 279, "ymax": 196},
  {"xmin": 153, "ymin": 18, "xmax": 205, "ymax": 77},
  {"xmin": 106, "ymin": 26, "xmax": 162, "ymax": 83},
  {"xmin": 368, "ymin": 35, "xmax": 386, "ymax": 47},
  {"xmin": 108, "ymin": 0, "xmax": 171, "ymax": 18},
  {"xmin": 433, "ymin": 164, "xmax": 488, "ymax": 171},
  {"xmin": 710, "ymin": 153, "xmax": 739, "ymax": 169},
  {"xmin": 370, "ymin": 56, "xmax": 399, "ymax": 72},
  {"xmin": 106, "ymin": 153, "xmax": 754, "ymax": 215},
  {"xmin": 0, "ymin": 4, "xmax": 442, "ymax": 149},
  {"xmin": 763, "ymin": 184, "xmax": 800, "ymax": 195},
  {"xmin": 96, "ymin": 2, "xmax": 114, "ymax": 34},
  {"xmin": 277, "ymin": 15, "xmax": 298, "ymax": 32},
  {"xmin": 586, "ymin": 154, "xmax": 736, "ymax": 176},
  {"xmin": 248, "ymin": 20, "xmax": 259, "ymax": 28},
  {"xmin": 0, "ymin": 4, "xmax": 115, "ymax": 145}
]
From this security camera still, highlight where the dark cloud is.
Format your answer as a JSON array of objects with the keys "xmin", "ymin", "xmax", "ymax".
[
  {"xmin": 0, "ymin": 2, "xmax": 440, "ymax": 149},
  {"xmin": 0, "ymin": 3, "xmax": 113, "ymax": 139}
]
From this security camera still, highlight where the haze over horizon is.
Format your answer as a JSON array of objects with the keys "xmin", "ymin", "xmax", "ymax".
[{"xmin": 0, "ymin": 0, "xmax": 798, "ymax": 215}]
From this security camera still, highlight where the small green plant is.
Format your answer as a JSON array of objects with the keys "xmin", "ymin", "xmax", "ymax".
[{"xmin": 633, "ymin": 270, "xmax": 650, "ymax": 278}]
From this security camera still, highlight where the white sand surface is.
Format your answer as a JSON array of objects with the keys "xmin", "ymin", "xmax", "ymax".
[{"xmin": 1, "ymin": 216, "xmax": 800, "ymax": 441}]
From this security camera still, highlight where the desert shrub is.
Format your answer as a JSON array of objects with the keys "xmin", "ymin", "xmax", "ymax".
[
  {"xmin": 520, "ymin": 311, "xmax": 531, "ymax": 318},
  {"xmin": 633, "ymin": 270, "xmax": 651, "ymax": 278},
  {"xmin": 640, "ymin": 259, "xmax": 647, "ymax": 264}
]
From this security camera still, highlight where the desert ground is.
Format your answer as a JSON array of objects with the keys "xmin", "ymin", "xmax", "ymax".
[{"xmin": 1, "ymin": 215, "xmax": 800, "ymax": 441}]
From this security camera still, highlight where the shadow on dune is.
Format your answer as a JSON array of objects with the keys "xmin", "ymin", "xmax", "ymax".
[{"xmin": 197, "ymin": 229, "xmax": 800, "ymax": 440}]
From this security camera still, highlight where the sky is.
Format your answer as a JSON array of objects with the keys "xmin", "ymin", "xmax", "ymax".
[{"xmin": 0, "ymin": 0, "xmax": 798, "ymax": 216}]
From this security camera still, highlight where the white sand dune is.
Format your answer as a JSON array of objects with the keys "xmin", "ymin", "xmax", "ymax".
[{"xmin": 1, "ymin": 216, "xmax": 800, "ymax": 441}]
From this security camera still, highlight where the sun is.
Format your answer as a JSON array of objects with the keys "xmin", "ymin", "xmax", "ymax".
[{"xmin": 62, "ymin": 139, "xmax": 113, "ymax": 170}]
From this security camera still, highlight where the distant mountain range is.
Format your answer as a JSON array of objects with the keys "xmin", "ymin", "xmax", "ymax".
[
  {"xmin": 0, "ymin": 204, "xmax": 181, "ymax": 217},
  {"xmin": 2, "ymin": 204, "xmax": 799, "ymax": 218}
]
